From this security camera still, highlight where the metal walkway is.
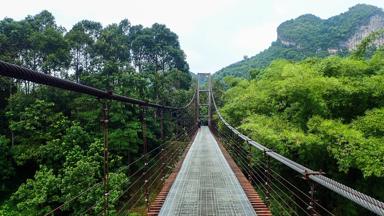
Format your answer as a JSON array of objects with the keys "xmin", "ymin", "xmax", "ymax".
[{"xmin": 159, "ymin": 126, "xmax": 257, "ymax": 216}]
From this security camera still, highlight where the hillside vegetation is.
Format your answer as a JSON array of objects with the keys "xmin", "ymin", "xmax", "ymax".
[
  {"xmin": 214, "ymin": 4, "xmax": 384, "ymax": 79},
  {"xmin": 218, "ymin": 48, "xmax": 384, "ymax": 214}
]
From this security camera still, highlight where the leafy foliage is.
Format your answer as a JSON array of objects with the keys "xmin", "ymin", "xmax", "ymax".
[
  {"xmin": 219, "ymin": 52, "xmax": 384, "ymax": 214},
  {"xmin": 10, "ymin": 166, "xmax": 60, "ymax": 215}
]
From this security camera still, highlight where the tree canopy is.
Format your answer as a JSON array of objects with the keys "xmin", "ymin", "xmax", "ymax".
[{"xmin": 0, "ymin": 10, "xmax": 194, "ymax": 215}]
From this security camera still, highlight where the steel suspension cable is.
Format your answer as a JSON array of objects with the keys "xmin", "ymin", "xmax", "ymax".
[
  {"xmin": 218, "ymin": 128, "xmax": 311, "ymax": 204},
  {"xmin": 218, "ymin": 130, "xmax": 305, "ymax": 215},
  {"xmin": 114, "ymin": 136, "xmax": 189, "ymax": 203},
  {"xmin": 0, "ymin": 60, "xmax": 197, "ymax": 110},
  {"xmin": 46, "ymin": 123, "xmax": 195, "ymax": 215},
  {"xmin": 218, "ymin": 127, "xmax": 322, "ymax": 211},
  {"xmin": 116, "ymin": 141, "xmax": 186, "ymax": 215},
  {"xmin": 216, "ymin": 127, "xmax": 294, "ymax": 212},
  {"xmin": 218, "ymin": 123, "xmax": 334, "ymax": 215},
  {"xmin": 62, "ymin": 143, "xmax": 180, "ymax": 215}
]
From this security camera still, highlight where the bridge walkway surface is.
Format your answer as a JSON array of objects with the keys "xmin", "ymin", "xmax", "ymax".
[{"xmin": 158, "ymin": 126, "xmax": 258, "ymax": 216}]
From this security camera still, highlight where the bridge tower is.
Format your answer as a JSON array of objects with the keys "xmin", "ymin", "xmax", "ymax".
[{"xmin": 197, "ymin": 73, "xmax": 212, "ymax": 126}]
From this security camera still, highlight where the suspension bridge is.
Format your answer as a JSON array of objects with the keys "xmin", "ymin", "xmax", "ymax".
[{"xmin": 0, "ymin": 61, "xmax": 383, "ymax": 216}]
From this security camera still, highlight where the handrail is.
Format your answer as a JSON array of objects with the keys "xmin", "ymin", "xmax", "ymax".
[
  {"xmin": 211, "ymin": 89, "xmax": 384, "ymax": 216},
  {"xmin": 0, "ymin": 60, "xmax": 194, "ymax": 110}
]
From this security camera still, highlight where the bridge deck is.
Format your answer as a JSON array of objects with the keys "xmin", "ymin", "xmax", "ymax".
[{"xmin": 159, "ymin": 126, "xmax": 257, "ymax": 216}]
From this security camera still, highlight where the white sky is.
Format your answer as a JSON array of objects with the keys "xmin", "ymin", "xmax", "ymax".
[{"xmin": 1, "ymin": 0, "xmax": 384, "ymax": 74}]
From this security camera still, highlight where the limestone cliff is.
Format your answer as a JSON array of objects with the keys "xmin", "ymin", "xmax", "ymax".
[
  {"xmin": 345, "ymin": 15, "xmax": 384, "ymax": 50},
  {"xmin": 214, "ymin": 4, "xmax": 384, "ymax": 80}
]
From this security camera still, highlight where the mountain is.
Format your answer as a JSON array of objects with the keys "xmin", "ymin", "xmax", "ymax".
[{"xmin": 214, "ymin": 4, "xmax": 384, "ymax": 80}]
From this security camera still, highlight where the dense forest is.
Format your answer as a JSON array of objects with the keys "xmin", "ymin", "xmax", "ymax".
[
  {"xmin": 218, "ymin": 40, "xmax": 384, "ymax": 214},
  {"xmin": 0, "ymin": 11, "xmax": 194, "ymax": 215},
  {"xmin": 214, "ymin": 4, "xmax": 384, "ymax": 80}
]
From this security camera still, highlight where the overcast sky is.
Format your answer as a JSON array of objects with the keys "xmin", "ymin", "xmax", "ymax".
[{"xmin": 1, "ymin": 0, "xmax": 384, "ymax": 74}]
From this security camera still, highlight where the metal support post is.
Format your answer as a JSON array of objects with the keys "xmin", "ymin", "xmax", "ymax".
[
  {"xmin": 196, "ymin": 85, "xmax": 200, "ymax": 127},
  {"xmin": 208, "ymin": 75, "xmax": 212, "ymax": 127},
  {"xmin": 101, "ymin": 101, "xmax": 109, "ymax": 216},
  {"xmin": 140, "ymin": 106, "xmax": 149, "ymax": 211},
  {"xmin": 247, "ymin": 141, "xmax": 253, "ymax": 182},
  {"xmin": 308, "ymin": 182, "xmax": 317, "ymax": 216},
  {"xmin": 263, "ymin": 150, "xmax": 271, "ymax": 207},
  {"xmin": 303, "ymin": 170, "xmax": 323, "ymax": 216},
  {"xmin": 160, "ymin": 109, "xmax": 164, "ymax": 140}
]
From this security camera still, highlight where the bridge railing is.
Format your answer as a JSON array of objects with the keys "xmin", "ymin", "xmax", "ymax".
[
  {"xmin": 0, "ymin": 60, "xmax": 198, "ymax": 215},
  {"xmin": 210, "ymin": 89, "xmax": 384, "ymax": 216}
]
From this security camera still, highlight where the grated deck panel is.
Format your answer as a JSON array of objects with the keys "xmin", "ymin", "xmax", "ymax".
[{"xmin": 158, "ymin": 126, "xmax": 257, "ymax": 216}]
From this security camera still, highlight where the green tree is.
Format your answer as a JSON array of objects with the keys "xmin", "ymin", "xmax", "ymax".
[
  {"xmin": 10, "ymin": 166, "xmax": 60, "ymax": 215},
  {"xmin": 7, "ymin": 99, "xmax": 70, "ymax": 165},
  {"xmin": 65, "ymin": 20, "xmax": 102, "ymax": 82}
]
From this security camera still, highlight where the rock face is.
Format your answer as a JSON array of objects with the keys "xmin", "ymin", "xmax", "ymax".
[
  {"xmin": 214, "ymin": 4, "xmax": 384, "ymax": 80},
  {"xmin": 345, "ymin": 15, "xmax": 384, "ymax": 50},
  {"xmin": 327, "ymin": 48, "xmax": 339, "ymax": 55},
  {"xmin": 280, "ymin": 40, "xmax": 296, "ymax": 47},
  {"xmin": 275, "ymin": 4, "xmax": 384, "ymax": 54}
]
